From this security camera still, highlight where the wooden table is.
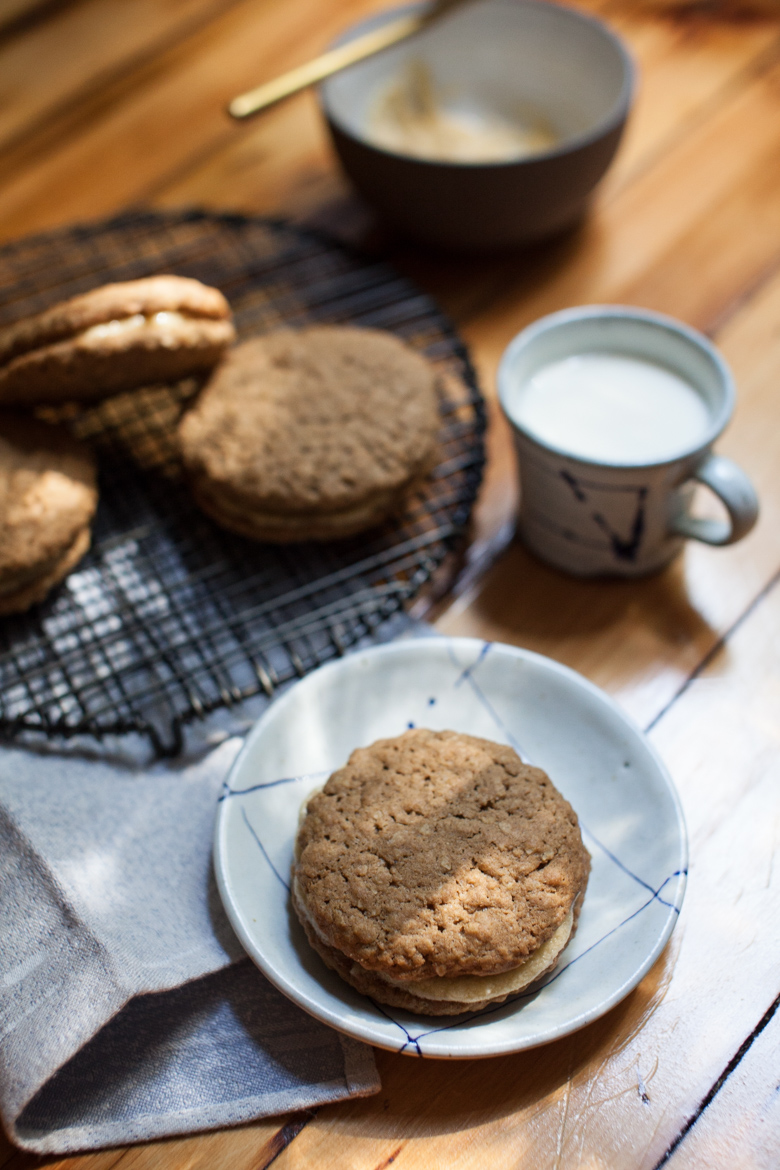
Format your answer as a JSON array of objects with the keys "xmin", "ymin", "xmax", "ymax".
[{"xmin": 2, "ymin": 0, "xmax": 780, "ymax": 1165}]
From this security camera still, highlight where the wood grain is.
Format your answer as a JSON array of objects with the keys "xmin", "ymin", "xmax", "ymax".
[
  {"xmin": 599, "ymin": 3, "xmax": 780, "ymax": 196},
  {"xmin": 665, "ymin": 1001, "xmax": 780, "ymax": 1169},
  {"xmin": 1, "ymin": 0, "xmax": 780, "ymax": 1167},
  {"xmin": 0, "ymin": 1116, "xmax": 308, "ymax": 1170},
  {"xmin": 264, "ymin": 558, "xmax": 780, "ymax": 1169},
  {"xmin": 0, "ymin": 0, "xmax": 255, "ymax": 156},
  {"xmin": 0, "ymin": 0, "xmax": 55, "ymax": 33},
  {"xmin": 155, "ymin": 1, "xmax": 780, "ymax": 215},
  {"xmin": 0, "ymin": 0, "xmax": 390, "ymax": 243},
  {"xmin": 440, "ymin": 257, "xmax": 780, "ymax": 726}
]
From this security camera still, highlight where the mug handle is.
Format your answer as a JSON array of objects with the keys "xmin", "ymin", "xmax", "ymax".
[{"xmin": 671, "ymin": 452, "xmax": 759, "ymax": 546}]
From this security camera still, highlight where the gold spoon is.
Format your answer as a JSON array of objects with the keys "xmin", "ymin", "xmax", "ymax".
[{"xmin": 228, "ymin": 0, "xmax": 467, "ymax": 120}]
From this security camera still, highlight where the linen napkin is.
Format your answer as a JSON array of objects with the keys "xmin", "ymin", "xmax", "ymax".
[{"xmin": 0, "ymin": 699, "xmax": 381, "ymax": 1154}]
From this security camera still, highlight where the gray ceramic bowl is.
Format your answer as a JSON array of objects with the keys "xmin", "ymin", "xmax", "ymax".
[{"xmin": 319, "ymin": 0, "xmax": 634, "ymax": 252}]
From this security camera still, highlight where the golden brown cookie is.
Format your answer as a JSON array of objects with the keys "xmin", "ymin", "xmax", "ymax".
[
  {"xmin": 0, "ymin": 527, "xmax": 91, "ymax": 616},
  {"xmin": 293, "ymin": 884, "xmax": 576, "ymax": 1015},
  {"xmin": 0, "ymin": 414, "xmax": 98, "ymax": 613},
  {"xmin": 293, "ymin": 729, "xmax": 590, "ymax": 1015},
  {"xmin": 0, "ymin": 275, "xmax": 235, "ymax": 406},
  {"xmin": 178, "ymin": 326, "xmax": 440, "ymax": 542}
]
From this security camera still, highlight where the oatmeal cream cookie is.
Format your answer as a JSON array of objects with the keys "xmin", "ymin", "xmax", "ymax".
[
  {"xmin": 178, "ymin": 326, "xmax": 440, "ymax": 542},
  {"xmin": 0, "ymin": 275, "xmax": 235, "ymax": 406},
  {"xmin": 293, "ymin": 728, "xmax": 590, "ymax": 1015},
  {"xmin": 0, "ymin": 413, "xmax": 98, "ymax": 614}
]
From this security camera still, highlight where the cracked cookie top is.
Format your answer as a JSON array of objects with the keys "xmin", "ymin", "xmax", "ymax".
[
  {"xmin": 293, "ymin": 728, "xmax": 590, "ymax": 980},
  {"xmin": 178, "ymin": 326, "xmax": 439, "ymax": 517}
]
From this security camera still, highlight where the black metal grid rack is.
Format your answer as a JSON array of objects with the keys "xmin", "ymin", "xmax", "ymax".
[{"xmin": 0, "ymin": 211, "xmax": 486, "ymax": 754}]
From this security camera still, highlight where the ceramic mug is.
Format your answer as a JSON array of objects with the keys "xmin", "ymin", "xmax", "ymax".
[{"xmin": 497, "ymin": 305, "xmax": 759, "ymax": 577}]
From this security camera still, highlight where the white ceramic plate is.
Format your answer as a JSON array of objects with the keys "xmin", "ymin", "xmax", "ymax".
[{"xmin": 214, "ymin": 637, "xmax": 687, "ymax": 1058}]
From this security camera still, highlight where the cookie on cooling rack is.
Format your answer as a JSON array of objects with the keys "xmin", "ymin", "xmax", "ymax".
[
  {"xmin": 293, "ymin": 729, "xmax": 590, "ymax": 1015},
  {"xmin": 0, "ymin": 275, "xmax": 236, "ymax": 406},
  {"xmin": 178, "ymin": 326, "xmax": 440, "ymax": 542},
  {"xmin": 0, "ymin": 414, "xmax": 98, "ymax": 614}
]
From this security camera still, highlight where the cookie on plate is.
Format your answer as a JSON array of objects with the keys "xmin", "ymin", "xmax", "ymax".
[
  {"xmin": 293, "ymin": 728, "xmax": 590, "ymax": 1015},
  {"xmin": 178, "ymin": 326, "xmax": 440, "ymax": 541},
  {"xmin": 0, "ymin": 414, "xmax": 98, "ymax": 614},
  {"xmin": 0, "ymin": 276, "xmax": 235, "ymax": 406}
]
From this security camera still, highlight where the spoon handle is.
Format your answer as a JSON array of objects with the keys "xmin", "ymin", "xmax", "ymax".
[{"xmin": 228, "ymin": 11, "xmax": 425, "ymax": 120}]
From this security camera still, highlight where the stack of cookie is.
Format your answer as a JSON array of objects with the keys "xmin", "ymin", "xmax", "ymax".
[
  {"xmin": 178, "ymin": 326, "xmax": 440, "ymax": 542},
  {"xmin": 0, "ymin": 416, "xmax": 98, "ymax": 615},
  {"xmin": 0, "ymin": 272, "xmax": 442, "ymax": 610},
  {"xmin": 293, "ymin": 729, "xmax": 590, "ymax": 1015},
  {"xmin": 0, "ymin": 276, "xmax": 235, "ymax": 406},
  {"xmin": 0, "ymin": 275, "xmax": 235, "ymax": 613}
]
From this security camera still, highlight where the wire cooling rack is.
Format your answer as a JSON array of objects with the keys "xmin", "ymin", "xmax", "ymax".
[{"xmin": 0, "ymin": 211, "xmax": 485, "ymax": 755}]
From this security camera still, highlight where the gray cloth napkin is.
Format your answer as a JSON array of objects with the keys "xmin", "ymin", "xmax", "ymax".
[{"xmin": 0, "ymin": 715, "xmax": 380, "ymax": 1154}]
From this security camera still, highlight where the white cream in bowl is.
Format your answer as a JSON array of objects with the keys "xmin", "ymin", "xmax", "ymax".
[{"xmin": 367, "ymin": 59, "xmax": 558, "ymax": 164}]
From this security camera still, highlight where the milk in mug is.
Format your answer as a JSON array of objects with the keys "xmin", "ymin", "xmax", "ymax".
[
  {"xmin": 497, "ymin": 306, "xmax": 759, "ymax": 575},
  {"xmin": 503, "ymin": 352, "xmax": 711, "ymax": 465}
]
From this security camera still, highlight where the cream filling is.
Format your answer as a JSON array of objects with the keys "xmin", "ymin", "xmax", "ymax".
[
  {"xmin": 196, "ymin": 481, "xmax": 401, "ymax": 533},
  {"xmin": 293, "ymin": 874, "xmax": 333, "ymax": 946},
  {"xmin": 79, "ymin": 310, "xmax": 191, "ymax": 341},
  {"xmin": 294, "ymin": 791, "xmax": 577, "ymax": 1004},
  {"xmin": 378, "ymin": 908, "xmax": 574, "ymax": 1002},
  {"xmin": 294, "ymin": 786, "xmax": 324, "ymax": 861},
  {"xmin": 294, "ymin": 854, "xmax": 574, "ymax": 1005}
]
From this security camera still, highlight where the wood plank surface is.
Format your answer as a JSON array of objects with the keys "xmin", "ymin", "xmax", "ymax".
[
  {"xmin": 0, "ymin": 0, "xmax": 253, "ymax": 155},
  {"xmin": 0, "ymin": 0, "xmax": 49, "ymax": 31},
  {"xmin": 441, "ymin": 256, "xmax": 780, "ymax": 725},
  {"xmin": 155, "ymin": 3, "xmax": 780, "ymax": 218},
  {"xmin": 0, "ymin": 0, "xmax": 390, "ymax": 242},
  {"xmin": 1, "ymin": 0, "xmax": 780, "ymax": 1168},
  {"xmin": 665, "ymin": 1003, "xmax": 780, "ymax": 1169},
  {"xmin": 262, "ymin": 565, "xmax": 780, "ymax": 1169}
]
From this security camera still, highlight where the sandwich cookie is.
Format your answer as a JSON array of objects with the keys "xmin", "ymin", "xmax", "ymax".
[
  {"xmin": 293, "ymin": 729, "xmax": 590, "ymax": 1015},
  {"xmin": 0, "ymin": 414, "xmax": 98, "ymax": 614},
  {"xmin": 0, "ymin": 275, "xmax": 235, "ymax": 406},
  {"xmin": 178, "ymin": 326, "xmax": 440, "ymax": 542}
]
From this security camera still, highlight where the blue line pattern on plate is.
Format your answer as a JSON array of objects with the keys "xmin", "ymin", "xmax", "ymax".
[
  {"xmin": 448, "ymin": 640, "xmax": 527, "ymax": 758},
  {"xmin": 228, "ymin": 636, "xmax": 686, "ymax": 1056},
  {"xmin": 582, "ymin": 823, "xmax": 681, "ymax": 911},
  {"xmin": 369, "ymin": 999, "xmax": 423, "ymax": 1057},
  {"xmin": 452, "ymin": 640, "xmax": 491, "ymax": 686},
  {"xmin": 241, "ymin": 806, "xmax": 290, "ymax": 892},
  {"xmin": 371, "ymin": 643, "xmax": 687, "ymax": 1053},
  {"xmin": 219, "ymin": 771, "xmax": 330, "ymax": 801},
  {"xmin": 384, "ymin": 866, "xmax": 687, "ymax": 1052}
]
